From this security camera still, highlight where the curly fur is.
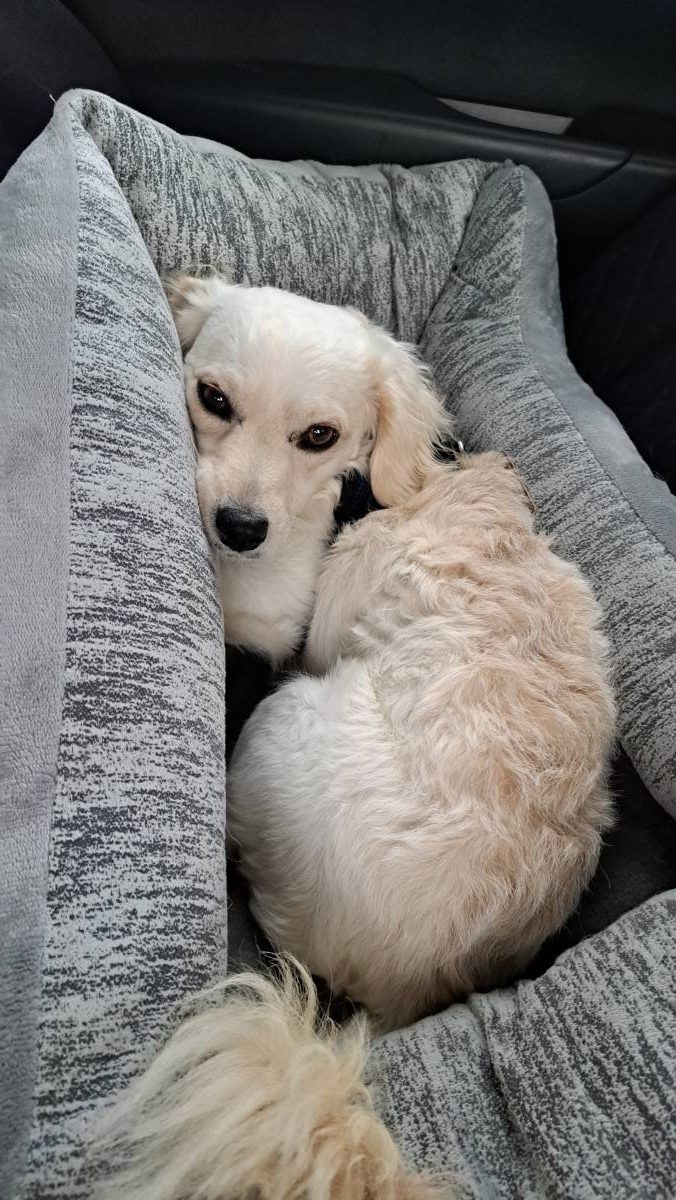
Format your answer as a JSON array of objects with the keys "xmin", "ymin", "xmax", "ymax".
[
  {"xmin": 228, "ymin": 452, "xmax": 615, "ymax": 1027},
  {"xmin": 95, "ymin": 963, "xmax": 441, "ymax": 1200}
]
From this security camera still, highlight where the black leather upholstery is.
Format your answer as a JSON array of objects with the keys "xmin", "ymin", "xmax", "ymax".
[{"xmin": 565, "ymin": 187, "xmax": 676, "ymax": 493}]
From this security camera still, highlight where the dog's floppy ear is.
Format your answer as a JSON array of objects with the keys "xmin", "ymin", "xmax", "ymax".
[
  {"xmin": 164, "ymin": 273, "xmax": 227, "ymax": 351},
  {"xmin": 368, "ymin": 332, "xmax": 451, "ymax": 506}
]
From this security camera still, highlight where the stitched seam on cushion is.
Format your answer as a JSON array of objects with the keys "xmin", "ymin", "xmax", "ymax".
[
  {"xmin": 23, "ymin": 103, "xmax": 80, "ymax": 1190},
  {"xmin": 43, "ymin": 111, "xmax": 78, "ymax": 924}
]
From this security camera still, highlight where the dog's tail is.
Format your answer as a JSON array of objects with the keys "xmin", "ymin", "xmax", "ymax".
[{"xmin": 95, "ymin": 960, "xmax": 444, "ymax": 1200}]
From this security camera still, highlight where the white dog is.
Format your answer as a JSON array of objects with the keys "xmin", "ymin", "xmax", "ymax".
[
  {"xmin": 99, "ymin": 281, "xmax": 615, "ymax": 1200},
  {"xmin": 167, "ymin": 274, "xmax": 448, "ymax": 664}
]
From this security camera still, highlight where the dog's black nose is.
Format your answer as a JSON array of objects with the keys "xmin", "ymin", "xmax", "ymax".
[{"xmin": 214, "ymin": 504, "xmax": 269, "ymax": 552}]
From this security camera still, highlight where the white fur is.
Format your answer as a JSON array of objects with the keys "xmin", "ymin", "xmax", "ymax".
[
  {"xmin": 166, "ymin": 275, "xmax": 450, "ymax": 663},
  {"xmin": 95, "ymin": 963, "xmax": 441, "ymax": 1199},
  {"xmin": 228, "ymin": 452, "xmax": 615, "ymax": 1027}
]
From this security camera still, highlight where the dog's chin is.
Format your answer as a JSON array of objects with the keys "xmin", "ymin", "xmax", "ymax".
[{"xmin": 209, "ymin": 538, "xmax": 264, "ymax": 564}]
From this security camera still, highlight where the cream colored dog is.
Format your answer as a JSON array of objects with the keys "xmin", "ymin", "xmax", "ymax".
[
  {"xmin": 167, "ymin": 274, "xmax": 446, "ymax": 664},
  {"xmin": 99, "ymin": 282, "xmax": 615, "ymax": 1200},
  {"xmin": 227, "ymin": 450, "xmax": 615, "ymax": 1029}
]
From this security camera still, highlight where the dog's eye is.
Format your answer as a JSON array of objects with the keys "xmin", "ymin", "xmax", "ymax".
[
  {"xmin": 297, "ymin": 425, "xmax": 340, "ymax": 452},
  {"xmin": 197, "ymin": 380, "xmax": 233, "ymax": 420}
]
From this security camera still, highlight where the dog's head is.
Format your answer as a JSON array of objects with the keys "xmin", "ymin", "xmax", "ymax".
[{"xmin": 166, "ymin": 275, "xmax": 450, "ymax": 559}]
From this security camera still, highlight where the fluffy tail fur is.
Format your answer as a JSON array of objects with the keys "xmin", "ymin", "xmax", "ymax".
[{"xmin": 95, "ymin": 961, "xmax": 443, "ymax": 1200}]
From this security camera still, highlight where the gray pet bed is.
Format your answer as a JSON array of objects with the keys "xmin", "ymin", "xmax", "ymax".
[{"xmin": 2, "ymin": 91, "xmax": 675, "ymax": 1199}]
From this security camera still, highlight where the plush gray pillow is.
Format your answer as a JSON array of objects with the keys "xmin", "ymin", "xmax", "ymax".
[
  {"xmin": 369, "ymin": 887, "xmax": 676, "ymax": 1198},
  {"xmin": 1, "ymin": 88, "xmax": 674, "ymax": 1198}
]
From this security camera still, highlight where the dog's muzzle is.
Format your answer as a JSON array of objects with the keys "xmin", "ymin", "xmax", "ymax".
[{"xmin": 215, "ymin": 503, "xmax": 269, "ymax": 553}]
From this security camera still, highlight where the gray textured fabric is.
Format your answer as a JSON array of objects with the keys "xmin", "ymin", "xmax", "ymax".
[
  {"xmin": 519, "ymin": 171, "xmax": 676, "ymax": 558},
  {"xmin": 0, "ymin": 104, "xmax": 77, "ymax": 1200},
  {"xmin": 422, "ymin": 166, "xmax": 676, "ymax": 817},
  {"xmin": 369, "ymin": 889, "xmax": 676, "ymax": 1199},
  {"xmin": 75, "ymin": 88, "xmax": 493, "ymax": 344},
  {"xmin": 2, "ymin": 89, "xmax": 674, "ymax": 1197},
  {"xmin": 1, "ymin": 100, "xmax": 227, "ymax": 1197}
]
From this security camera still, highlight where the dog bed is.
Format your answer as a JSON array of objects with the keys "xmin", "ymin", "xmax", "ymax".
[{"xmin": 1, "ymin": 90, "xmax": 675, "ymax": 1198}]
